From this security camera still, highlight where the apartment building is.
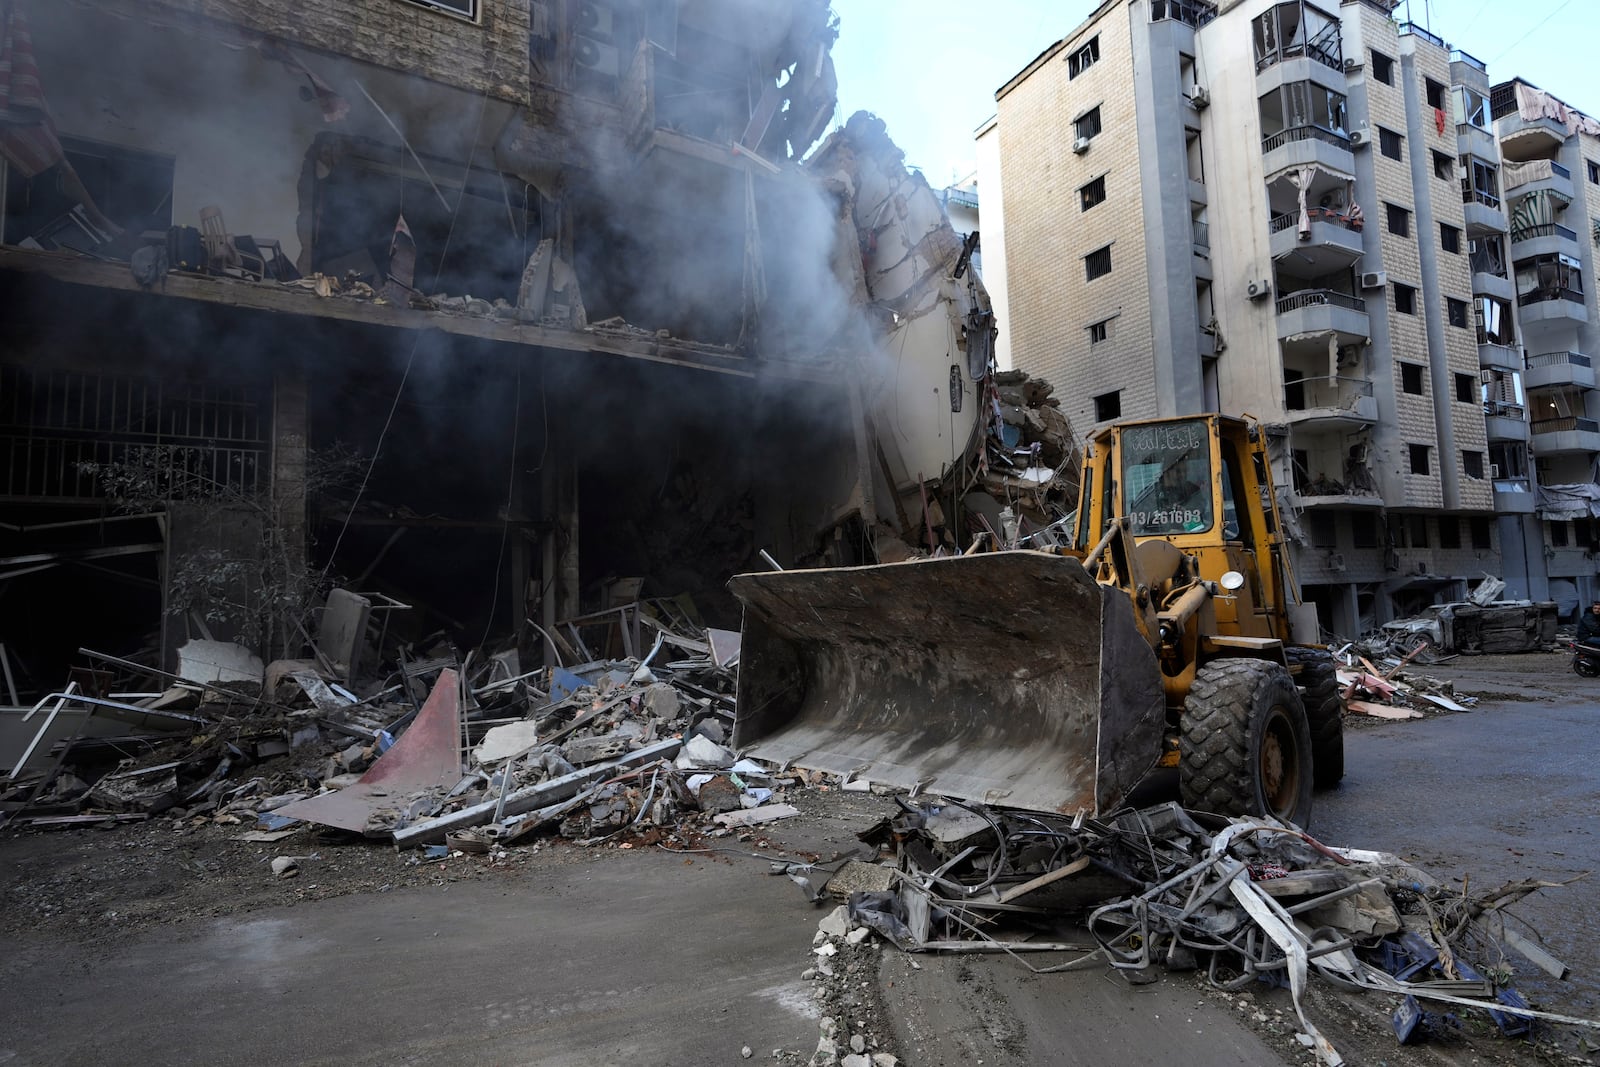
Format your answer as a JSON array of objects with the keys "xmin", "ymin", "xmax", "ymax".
[
  {"xmin": 1, "ymin": 0, "xmax": 996, "ymax": 680},
  {"xmin": 1488, "ymin": 77, "xmax": 1600, "ymax": 613},
  {"xmin": 979, "ymin": 0, "xmax": 1538, "ymax": 635}
]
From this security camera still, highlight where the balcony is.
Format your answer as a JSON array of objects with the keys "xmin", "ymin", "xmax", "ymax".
[
  {"xmin": 1275, "ymin": 288, "xmax": 1369, "ymax": 341},
  {"xmin": 1492, "ymin": 476, "xmax": 1537, "ymax": 514},
  {"xmin": 1505, "ymin": 159, "xmax": 1574, "ymax": 205},
  {"xmin": 1497, "ymin": 113, "xmax": 1571, "ymax": 162},
  {"xmin": 1283, "ymin": 375, "xmax": 1378, "ymax": 429},
  {"xmin": 1261, "ymin": 126, "xmax": 1353, "ymax": 180},
  {"xmin": 1192, "ymin": 220, "xmax": 1213, "ymax": 278},
  {"xmin": 1531, "ymin": 415, "xmax": 1600, "ymax": 455},
  {"xmin": 1484, "ymin": 402, "xmax": 1530, "ymax": 442},
  {"xmin": 1472, "ymin": 270, "xmax": 1514, "ymax": 303},
  {"xmin": 1455, "ymin": 123, "xmax": 1498, "ymax": 163},
  {"xmin": 1509, "ymin": 221, "xmax": 1580, "ymax": 260},
  {"xmin": 1269, "ymin": 211, "xmax": 1364, "ymax": 272},
  {"xmin": 1478, "ymin": 342, "xmax": 1521, "ymax": 373},
  {"xmin": 1461, "ymin": 189, "xmax": 1508, "ymax": 236},
  {"xmin": 1518, "ymin": 286, "xmax": 1590, "ymax": 326},
  {"xmin": 1151, "ymin": 0, "xmax": 1218, "ymax": 27},
  {"xmin": 1525, "ymin": 350, "xmax": 1597, "ymax": 391}
]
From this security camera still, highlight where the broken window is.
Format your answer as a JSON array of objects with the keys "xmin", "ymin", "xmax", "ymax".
[
  {"xmin": 1400, "ymin": 362, "xmax": 1424, "ymax": 394},
  {"xmin": 1068, "ymin": 36, "xmax": 1101, "ymax": 79},
  {"xmin": 1370, "ymin": 50, "xmax": 1394, "ymax": 85},
  {"xmin": 3, "ymin": 136, "xmax": 173, "ymax": 251},
  {"xmin": 1476, "ymin": 295, "xmax": 1514, "ymax": 345},
  {"xmin": 1460, "ymin": 156, "xmax": 1500, "ymax": 207},
  {"xmin": 1462, "ymin": 451, "xmax": 1485, "ymax": 479},
  {"xmin": 1440, "ymin": 224, "xmax": 1461, "ymax": 253},
  {"xmin": 1469, "ymin": 517, "xmax": 1492, "ymax": 549},
  {"xmin": 1455, "ymin": 373, "xmax": 1476, "ymax": 403},
  {"xmin": 1408, "ymin": 443, "xmax": 1431, "ymax": 476},
  {"xmin": 1089, "ymin": 317, "xmax": 1112, "ymax": 343},
  {"xmin": 1425, "ymin": 78, "xmax": 1446, "ymax": 111},
  {"xmin": 1439, "ymin": 516, "xmax": 1462, "ymax": 548},
  {"xmin": 1394, "ymin": 283, "xmax": 1417, "ymax": 315},
  {"xmin": 1447, "ymin": 298, "xmax": 1468, "ymax": 328},
  {"xmin": 1352, "ymin": 513, "xmax": 1378, "ymax": 548},
  {"xmin": 1094, "ymin": 389, "xmax": 1122, "ymax": 421},
  {"xmin": 1453, "ymin": 85, "xmax": 1490, "ymax": 130},
  {"xmin": 1433, "ymin": 151, "xmax": 1454, "ymax": 181},
  {"xmin": 1258, "ymin": 83, "xmax": 1348, "ymax": 142},
  {"xmin": 1253, "ymin": 2, "xmax": 1342, "ymax": 72}
]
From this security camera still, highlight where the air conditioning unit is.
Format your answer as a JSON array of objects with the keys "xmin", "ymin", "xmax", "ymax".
[
  {"xmin": 1327, "ymin": 552, "xmax": 1347, "ymax": 572},
  {"xmin": 1337, "ymin": 343, "xmax": 1363, "ymax": 368},
  {"xmin": 1072, "ymin": 136, "xmax": 1092, "ymax": 155},
  {"xmin": 1246, "ymin": 278, "xmax": 1272, "ymax": 300},
  {"xmin": 1360, "ymin": 270, "xmax": 1388, "ymax": 289},
  {"xmin": 1343, "ymin": 57, "xmax": 1362, "ymax": 72},
  {"xmin": 576, "ymin": 1, "xmax": 615, "ymax": 38},
  {"xmin": 1349, "ymin": 128, "xmax": 1371, "ymax": 148},
  {"xmin": 575, "ymin": 37, "xmax": 620, "ymax": 76},
  {"xmin": 1189, "ymin": 87, "xmax": 1210, "ymax": 110}
]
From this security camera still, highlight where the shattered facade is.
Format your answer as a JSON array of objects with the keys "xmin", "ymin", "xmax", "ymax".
[
  {"xmin": 978, "ymin": 0, "xmax": 1565, "ymax": 636},
  {"xmin": 0, "ymin": 0, "xmax": 1073, "ymax": 712}
]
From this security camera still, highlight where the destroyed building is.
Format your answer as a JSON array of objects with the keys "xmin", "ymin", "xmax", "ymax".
[{"xmin": 0, "ymin": 0, "xmax": 1080, "ymax": 727}]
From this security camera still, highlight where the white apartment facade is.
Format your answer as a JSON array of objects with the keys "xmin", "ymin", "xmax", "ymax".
[{"xmin": 977, "ymin": 0, "xmax": 1561, "ymax": 635}]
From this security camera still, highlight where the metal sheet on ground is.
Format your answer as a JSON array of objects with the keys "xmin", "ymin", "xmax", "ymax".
[
  {"xmin": 276, "ymin": 670, "xmax": 462, "ymax": 833},
  {"xmin": 729, "ymin": 552, "xmax": 1166, "ymax": 815}
]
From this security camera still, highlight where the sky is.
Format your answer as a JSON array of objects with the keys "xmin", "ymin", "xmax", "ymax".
[{"xmin": 827, "ymin": 0, "xmax": 1600, "ymax": 187}]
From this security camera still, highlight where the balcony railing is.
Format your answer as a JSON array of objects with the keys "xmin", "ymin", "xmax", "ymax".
[
  {"xmin": 1284, "ymin": 374, "xmax": 1375, "ymax": 411},
  {"xmin": 1398, "ymin": 22, "xmax": 1445, "ymax": 49},
  {"xmin": 1193, "ymin": 220, "xmax": 1210, "ymax": 250},
  {"xmin": 1462, "ymin": 187, "xmax": 1502, "ymax": 210},
  {"xmin": 1518, "ymin": 287, "xmax": 1586, "ymax": 307},
  {"xmin": 1451, "ymin": 49, "xmax": 1488, "ymax": 73},
  {"xmin": 1532, "ymin": 416, "xmax": 1600, "ymax": 435},
  {"xmin": 1490, "ymin": 83, "xmax": 1518, "ymax": 121},
  {"xmin": 1261, "ymin": 125, "xmax": 1350, "ymax": 154},
  {"xmin": 1526, "ymin": 350, "xmax": 1593, "ymax": 370},
  {"xmin": 1276, "ymin": 288, "xmax": 1367, "ymax": 314},
  {"xmin": 1151, "ymin": 0, "xmax": 1217, "ymax": 26},
  {"xmin": 1269, "ymin": 208, "xmax": 1362, "ymax": 234},
  {"xmin": 1511, "ymin": 222, "xmax": 1578, "ymax": 242},
  {"xmin": 1485, "ymin": 401, "xmax": 1526, "ymax": 419}
]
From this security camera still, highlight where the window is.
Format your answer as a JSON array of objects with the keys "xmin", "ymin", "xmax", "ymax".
[
  {"xmin": 1085, "ymin": 244, "xmax": 1112, "ymax": 281},
  {"xmin": 1589, "ymin": 160, "xmax": 1600, "ymax": 185},
  {"xmin": 1075, "ymin": 106, "xmax": 1103, "ymax": 141},
  {"xmin": 1401, "ymin": 362, "xmax": 1425, "ymax": 394},
  {"xmin": 1089, "ymin": 318, "xmax": 1112, "ymax": 343},
  {"xmin": 1447, "ymin": 297, "xmax": 1468, "ymax": 328},
  {"xmin": 1094, "ymin": 390, "xmax": 1121, "ymax": 421},
  {"xmin": 1310, "ymin": 512, "xmax": 1337, "ymax": 549},
  {"xmin": 1440, "ymin": 223, "xmax": 1461, "ymax": 253},
  {"xmin": 1352, "ymin": 513, "xmax": 1378, "ymax": 549},
  {"xmin": 1386, "ymin": 203, "xmax": 1410, "ymax": 237},
  {"xmin": 1371, "ymin": 50, "xmax": 1394, "ymax": 85},
  {"xmin": 1394, "ymin": 283, "xmax": 1417, "ymax": 314},
  {"xmin": 2, "ymin": 137, "xmax": 174, "ymax": 249},
  {"xmin": 1453, "ymin": 85, "xmax": 1490, "ymax": 130},
  {"xmin": 1409, "ymin": 444, "xmax": 1431, "ymax": 476},
  {"xmin": 1069, "ymin": 36, "xmax": 1101, "ymax": 78},
  {"xmin": 1122, "ymin": 417, "xmax": 1214, "ymax": 536},
  {"xmin": 1080, "ymin": 175, "xmax": 1106, "ymax": 211},
  {"xmin": 401, "ymin": 0, "xmax": 477, "ymax": 15},
  {"xmin": 1469, "ymin": 517, "xmax": 1492, "ymax": 549},
  {"xmin": 1253, "ymin": 2, "xmax": 1343, "ymax": 72},
  {"xmin": 1433, "ymin": 151, "xmax": 1454, "ymax": 181},
  {"xmin": 1378, "ymin": 126, "xmax": 1403, "ymax": 160},
  {"xmin": 1463, "ymin": 450, "xmax": 1485, "ymax": 479},
  {"xmin": 1551, "ymin": 521, "xmax": 1569, "ymax": 548},
  {"xmin": 1258, "ymin": 82, "xmax": 1349, "ymax": 142},
  {"xmin": 1477, "ymin": 294, "xmax": 1515, "ymax": 345},
  {"xmin": 1455, "ymin": 373, "xmax": 1476, "ymax": 402},
  {"xmin": 1425, "ymin": 78, "xmax": 1446, "ymax": 110},
  {"xmin": 1409, "ymin": 515, "xmax": 1430, "ymax": 546},
  {"xmin": 1439, "ymin": 517, "xmax": 1462, "ymax": 549},
  {"xmin": 1461, "ymin": 156, "xmax": 1500, "ymax": 207}
]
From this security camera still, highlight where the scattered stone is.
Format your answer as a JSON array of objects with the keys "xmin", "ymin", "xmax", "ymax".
[
  {"xmin": 270, "ymin": 856, "xmax": 299, "ymax": 878},
  {"xmin": 846, "ymin": 927, "xmax": 870, "ymax": 945},
  {"xmin": 817, "ymin": 906, "xmax": 850, "ymax": 939}
]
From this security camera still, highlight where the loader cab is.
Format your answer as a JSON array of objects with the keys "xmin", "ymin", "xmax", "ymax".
[{"xmin": 1075, "ymin": 414, "xmax": 1296, "ymax": 642}]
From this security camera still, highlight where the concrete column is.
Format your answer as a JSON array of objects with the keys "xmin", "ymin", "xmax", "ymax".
[{"xmin": 270, "ymin": 362, "xmax": 309, "ymax": 578}]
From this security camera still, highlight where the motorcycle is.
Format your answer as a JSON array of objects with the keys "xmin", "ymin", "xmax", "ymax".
[{"xmin": 1569, "ymin": 638, "xmax": 1600, "ymax": 677}]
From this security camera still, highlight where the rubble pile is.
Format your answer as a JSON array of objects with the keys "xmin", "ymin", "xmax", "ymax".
[
  {"xmin": 792, "ymin": 798, "xmax": 1588, "ymax": 1065},
  {"xmin": 976, "ymin": 369, "xmax": 1079, "ymax": 543},
  {"xmin": 1354, "ymin": 577, "xmax": 1559, "ymax": 661},
  {"xmin": 1330, "ymin": 645, "xmax": 1477, "ymax": 721}
]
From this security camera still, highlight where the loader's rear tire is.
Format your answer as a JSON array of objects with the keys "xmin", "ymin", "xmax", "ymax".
[
  {"xmin": 1179, "ymin": 659, "xmax": 1314, "ymax": 827},
  {"xmin": 1286, "ymin": 645, "xmax": 1346, "ymax": 790}
]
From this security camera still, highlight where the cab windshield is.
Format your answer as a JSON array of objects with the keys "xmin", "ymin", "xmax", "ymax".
[{"xmin": 1120, "ymin": 420, "xmax": 1215, "ymax": 535}]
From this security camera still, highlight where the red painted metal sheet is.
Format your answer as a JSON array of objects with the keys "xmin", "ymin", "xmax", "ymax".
[{"xmin": 276, "ymin": 670, "xmax": 462, "ymax": 834}]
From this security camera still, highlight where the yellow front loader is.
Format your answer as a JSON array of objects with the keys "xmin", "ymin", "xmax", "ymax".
[{"xmin": 729, "ymin": 414, "xmax": 1345, "ymax": 826}]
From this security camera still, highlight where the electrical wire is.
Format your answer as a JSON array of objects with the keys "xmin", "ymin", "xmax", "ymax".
[{"xmin": 1488, "ymin": 0, "xmax": 1575, "ymax": 63}]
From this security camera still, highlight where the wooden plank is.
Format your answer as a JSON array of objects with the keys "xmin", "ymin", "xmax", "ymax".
[
  {"xmin": 1348, "ymin": 700, "xmax": 1422, "ymax": 720},
  {"xmin": 997, "ymin": 855, "xmax": 1092, "ymax": 904}
]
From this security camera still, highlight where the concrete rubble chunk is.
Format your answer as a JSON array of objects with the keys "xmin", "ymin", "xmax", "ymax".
[
  {"xmin": 674, "ymin": 734, "xmax": 734, "ymax": 769},
  {"xmin": 817, "ymin": 906, "xmax": 850, "ymax": 939}
]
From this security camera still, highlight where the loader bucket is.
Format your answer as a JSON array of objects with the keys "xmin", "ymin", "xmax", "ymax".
[{"xmin": 729, "ymin": 551, "xmax": 1166, "ymax": 816}]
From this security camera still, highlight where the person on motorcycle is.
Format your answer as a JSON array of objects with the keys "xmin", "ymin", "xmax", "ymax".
[{"xmin": 1578, "ymin": 601, "xmax": 1600, "ymax": 647}]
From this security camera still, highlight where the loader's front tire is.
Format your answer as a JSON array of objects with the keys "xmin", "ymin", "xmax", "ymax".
[
  {"xmin": 1286, "ymin": 646, "xmax": 1346, "ymax": 790},
  {"xmin": 1180, "ymin": 659, "xmax": 1314, "ymax": 827}
]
